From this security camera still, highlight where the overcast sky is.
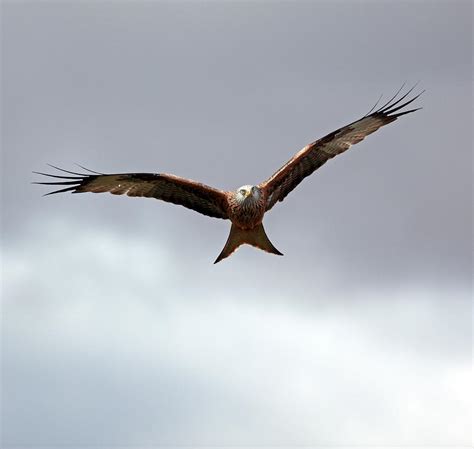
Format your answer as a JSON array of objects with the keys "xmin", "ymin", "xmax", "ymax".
[{"xmin": 2, "ymin": 1, "xmax": 472, "ymax": 447}]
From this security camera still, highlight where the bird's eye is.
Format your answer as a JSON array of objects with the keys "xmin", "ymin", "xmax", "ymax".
[{"xmin": 240, "ymin": 189, "xmax": 246, "ymax": 195}]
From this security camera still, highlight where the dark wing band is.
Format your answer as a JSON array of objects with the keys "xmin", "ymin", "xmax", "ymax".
[
  {"xmin": 34, "ymin": 166, "xmax": 230, "ymax": 219},
  {"xmin": 259, "ymin": 85, "xmax": 423, "ymax": 211}
]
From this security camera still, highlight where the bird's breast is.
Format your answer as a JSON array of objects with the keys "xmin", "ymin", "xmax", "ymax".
[{"xmin": 228, "ymin": 196, "xmax": 266, "ymax": 229}]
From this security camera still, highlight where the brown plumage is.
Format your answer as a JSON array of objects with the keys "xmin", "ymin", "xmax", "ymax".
[{"xmin": 34, "ymin": 86, "xmax": 423, "ymax": 263}]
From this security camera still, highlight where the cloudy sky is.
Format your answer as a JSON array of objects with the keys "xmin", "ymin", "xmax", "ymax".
[{"xmin": 2, "ymin": 1, "xmax": 472, "ymax": 447}]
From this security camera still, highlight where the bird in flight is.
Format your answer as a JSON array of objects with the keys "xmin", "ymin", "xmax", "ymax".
[{"xmin": 35, "ymin": 86, "xmax": 422, "ymax": 263}]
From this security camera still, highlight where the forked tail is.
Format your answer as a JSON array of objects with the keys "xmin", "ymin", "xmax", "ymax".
[{"xmin": 214, "ymin": 223, "xmax": 283, "ymax": 264}]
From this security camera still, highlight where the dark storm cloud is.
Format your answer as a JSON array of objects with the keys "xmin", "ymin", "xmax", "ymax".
[{"xmin": 2, "ymin": 0, "xmax": 471, "ymax": 286}]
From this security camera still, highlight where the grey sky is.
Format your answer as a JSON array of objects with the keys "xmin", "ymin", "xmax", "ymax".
[{"xmin": 2, "ymin": 1, "xmax": 472, "ymax": 447}]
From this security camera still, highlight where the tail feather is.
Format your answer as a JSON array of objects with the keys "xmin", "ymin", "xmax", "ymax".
[{"xmin": 214, "ymin": 223, "xmax": 283, "ymax": 264}]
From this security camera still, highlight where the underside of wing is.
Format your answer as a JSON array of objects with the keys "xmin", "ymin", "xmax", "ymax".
[
  {"xmin": 34, "ymin": 166, "xmax": 230, "ymax": 219},
  {"xmin": 260, "ymin": 85, "xmax": 424, "ymax": 211}
]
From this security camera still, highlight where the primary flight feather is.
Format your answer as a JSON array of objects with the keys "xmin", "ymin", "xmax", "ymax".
[{"xmin": 35, "ymin": 86, "xmax": 423, "ymax": 263}]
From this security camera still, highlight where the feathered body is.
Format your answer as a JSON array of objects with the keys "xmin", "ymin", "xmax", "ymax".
[
  {"xmin": 227, "ymin": 185, "xmax": 266, "ymax": 229},
  {"xmin": 34, "ymin": 85, "xmax": 423, "ymax": 263},
  {"xmin": 215, "ymin": 185, "xmax": 278, "ymax": 264}
]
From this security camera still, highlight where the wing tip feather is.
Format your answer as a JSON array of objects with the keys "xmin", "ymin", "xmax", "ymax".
[
  {"xmin": 374, "ymin": 84, "xmax": 424, "ymax": 119},
  {"xmin": 33, "ymin": 165, "xmax": 94, "ymax": 196}
]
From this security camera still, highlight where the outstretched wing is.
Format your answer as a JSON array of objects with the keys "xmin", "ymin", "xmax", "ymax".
[
  {"xmin": 34, "ymin": 166, "xmax": 230, "ymax": 219},
  {"xmin": 259, "ymin": 85, "xmax": 423, "ymax": 211}
]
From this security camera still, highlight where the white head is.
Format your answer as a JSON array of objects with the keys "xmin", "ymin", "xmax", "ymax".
[{"xmin": 236, "ymin": 185, "xmax": 261, "ymax": 203}]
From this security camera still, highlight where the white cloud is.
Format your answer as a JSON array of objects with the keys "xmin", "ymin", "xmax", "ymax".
[{"xmin": 2, "ymin": 221, "xmax": 471, "ymax": 446}]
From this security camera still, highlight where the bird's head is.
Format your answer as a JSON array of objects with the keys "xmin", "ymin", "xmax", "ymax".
[{"xmin": 236, "ymin": 185, "xmax": 261, "ymax": 203}]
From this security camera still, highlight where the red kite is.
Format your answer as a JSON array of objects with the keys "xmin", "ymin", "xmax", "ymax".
[{"xmin": 35, "ymin": 86, "xmax": 422, "ymax": 263}]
